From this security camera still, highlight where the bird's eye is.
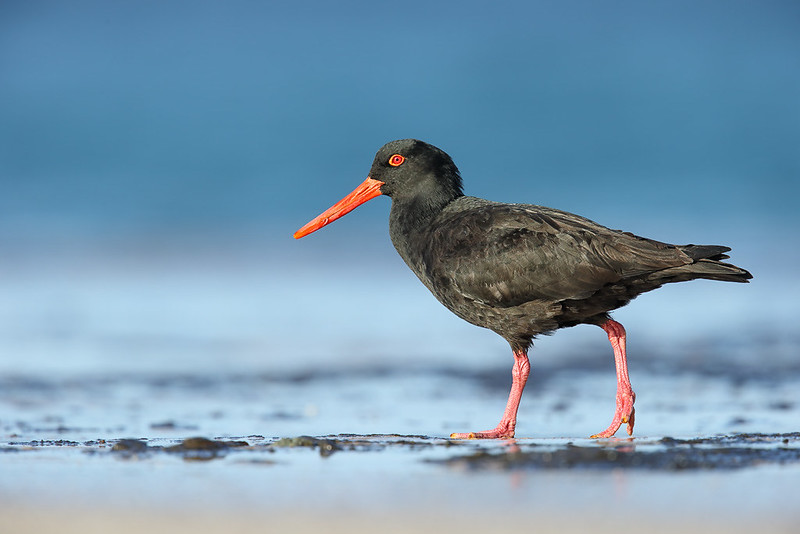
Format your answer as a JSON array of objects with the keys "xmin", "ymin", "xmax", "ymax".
[{"xmin": 388, "ymin": 154, "xmax": 405, "ymax": 167}]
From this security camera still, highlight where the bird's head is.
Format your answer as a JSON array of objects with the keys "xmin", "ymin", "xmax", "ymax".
[{"xmin": 293, "ymin": 139, "xmax": 462, "ymax": 239}]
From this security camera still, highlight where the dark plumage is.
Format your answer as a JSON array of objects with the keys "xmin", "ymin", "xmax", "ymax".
[{"xmin": 294, "ymin": 138, "xmax": 752, "ymax": 438}]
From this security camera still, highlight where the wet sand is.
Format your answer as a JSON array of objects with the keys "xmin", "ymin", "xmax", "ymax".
[{"xmin": 2, "ymin": 361, "xmax": 799, "ymax": 534}]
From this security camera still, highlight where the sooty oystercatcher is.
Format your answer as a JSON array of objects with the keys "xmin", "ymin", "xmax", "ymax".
[{"xmin": 294, "ymin": 139, "xmax": 752, "ymax": 439}]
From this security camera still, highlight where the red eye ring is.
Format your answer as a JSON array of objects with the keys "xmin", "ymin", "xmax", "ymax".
[{"xmin": 388, "ymin": 154, "xmax": 405, "ymax": 167}]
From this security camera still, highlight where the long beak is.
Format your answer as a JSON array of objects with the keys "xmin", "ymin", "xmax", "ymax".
[{"xmin": 293, "ymin": 177, "xmax": 385, "ymax": 239}]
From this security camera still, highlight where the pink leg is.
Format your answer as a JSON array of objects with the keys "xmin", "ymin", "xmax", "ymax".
[
  {"xmin": 450, "ymin": 348, "xmax": 530, "ymax": 439},
  {"xmin": 590, "ymin": 319, "xmax": 636, "ymax": 438}
]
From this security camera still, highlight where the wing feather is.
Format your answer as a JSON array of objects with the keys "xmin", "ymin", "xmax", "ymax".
[{"xmin": 421, "ymin": 200, "xmax": 691, "ymax": 308}]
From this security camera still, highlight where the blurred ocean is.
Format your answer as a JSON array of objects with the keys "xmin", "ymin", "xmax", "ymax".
[{"xmin": 2, "ymin": 0, "xmax": 799, "ymax": 376}]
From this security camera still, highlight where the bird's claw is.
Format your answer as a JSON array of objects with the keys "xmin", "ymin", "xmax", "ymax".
[
  {"xmin": 590, "ymin": 390, "xmax": 636, "ymax": 439},
  {"xmin": 450, "ymin": 430, "xmax": 514, "ymax": 439},
  {"xmin": 450, "ymin": 421, "xmax": 516, "ymax": 439}
]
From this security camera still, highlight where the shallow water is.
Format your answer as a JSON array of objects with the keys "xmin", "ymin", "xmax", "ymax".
[
  {"xmin": 2, "ymin": 361, "xmax": 800, "ymax": 533},
  {"xmin": 1, "ymin": 243, "xmax": 799, "ymax": 533}
]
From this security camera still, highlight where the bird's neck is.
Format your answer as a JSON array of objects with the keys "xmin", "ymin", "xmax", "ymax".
[
  {"xmin": 388, "ymin": 184, "xmax": 462, "ymax": 275},
  {"xmin": 389, "ymin": 185, "xmax": 459, "ymax": 233}
]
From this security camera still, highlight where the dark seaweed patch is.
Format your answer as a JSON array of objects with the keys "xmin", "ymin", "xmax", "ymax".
[{"xmin": 430, "ymin": 433, "xmax": 800, "ymax": 471}]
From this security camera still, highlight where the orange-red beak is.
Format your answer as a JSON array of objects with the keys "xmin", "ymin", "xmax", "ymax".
[{"xmin": 293, "ymin": 177, "xmax": 385, "ymax": 239}]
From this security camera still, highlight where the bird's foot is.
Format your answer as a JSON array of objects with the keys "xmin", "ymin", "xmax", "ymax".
[
  {"xmin": 590, "ymin": 389, "xmax": 636, "ymax": 439},
  {"xmin": 450, "ymin": 420, "xmax": 515, "ymax": 439}
]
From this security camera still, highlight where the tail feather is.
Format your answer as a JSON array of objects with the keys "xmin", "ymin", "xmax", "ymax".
[
  {"xmin": 680, "ymin": 244, "xmax": 732, "ymax": 262},
  {"xmin": 561, "ymin": 244, "xmax": 752, "ymax": 323},
  {"xmin": 649, "ymin": 258, "xmax": 752, "ymax": 284}
]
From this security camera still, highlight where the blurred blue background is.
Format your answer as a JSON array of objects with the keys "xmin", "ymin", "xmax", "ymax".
[{"xmin": 1, "ymin": 0, "xmax": 798, "ymax": 376}]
